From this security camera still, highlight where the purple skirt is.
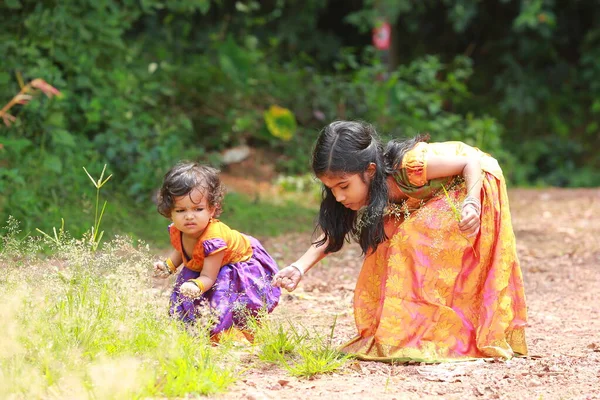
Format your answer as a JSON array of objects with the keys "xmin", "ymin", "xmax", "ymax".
[{"xmin": 168, "ymin": 235, "xmax": 281, "ymax": 334}]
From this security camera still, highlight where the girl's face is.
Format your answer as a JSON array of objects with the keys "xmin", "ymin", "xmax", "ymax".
[
  {"xmin": 170, "ymin": 188, "xmax": 216, "ymax": 239},
  {"xmin": 319, "ymin": 167, "xmax": 374, "ymax": 211}
]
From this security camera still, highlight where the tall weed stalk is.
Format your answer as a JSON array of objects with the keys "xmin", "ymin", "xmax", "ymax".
[
  {"xmin": 83, "ymin": 164, "xmax": 112, "ymax": 251},
  {"xmin": 35, "ymin": 164, "xmax": 112, "ymax": 251}
]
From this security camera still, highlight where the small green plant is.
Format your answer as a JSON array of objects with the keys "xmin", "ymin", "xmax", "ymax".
[
  {"xmin": 247, "ymin": 315, "xmax": 299, "ymax": 362},
  {"xmin": 283, "ymin": 338, "xmax": 350, "ymax": 377},
  {"xmin": 35, "ymin": 164, "xmax": 112, "ymax": 251},
  {"xmin": 259, "ymin": 324, "xmax": 298, "ymax": 361},
  {"xmin": 281, "ymin": 317, "xmax": 351, "ymax": 378},
  {"xmin": 35, "ymin": 218, "xmax": 65, "ymax": 246},
  {"xmin": 0, "ymin": 216, "xmax": 27, "ymax": 256},
  {"xmin": 83, "ymin": 164, "xmax": 112, "ymax": 251},
  {"xmin": 441, "ymin": 181, "xmax": 479, "ymax": 257},
  {"xmin": 248, "ymin": 314, "xmax": 350, "ymax": 378}
]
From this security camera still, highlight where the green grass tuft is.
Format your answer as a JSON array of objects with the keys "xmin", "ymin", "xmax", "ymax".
[{"xmin": 248, "ymin": 315, "xmax": 351, "ymax": 378}]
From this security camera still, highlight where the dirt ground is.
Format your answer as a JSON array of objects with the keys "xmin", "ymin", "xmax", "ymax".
[{"xmin": 211, "ymin": 187, "xmax": 600, "ymax": 400}]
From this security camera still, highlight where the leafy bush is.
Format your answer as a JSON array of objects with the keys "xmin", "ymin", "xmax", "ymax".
[{"xmin": 2, "ymin": 0, "xmax": 597, "ymax": 244}]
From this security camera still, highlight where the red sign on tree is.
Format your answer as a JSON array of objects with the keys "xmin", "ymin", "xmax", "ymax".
[{"xmin": 372, "ymin": 21, "xmax": 391, "ymax": 50}]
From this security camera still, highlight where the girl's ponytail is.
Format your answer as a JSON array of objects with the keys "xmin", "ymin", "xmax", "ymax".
[{"xmin": 383, "ymin": 133, "xmax": 430, "ymax": 173}]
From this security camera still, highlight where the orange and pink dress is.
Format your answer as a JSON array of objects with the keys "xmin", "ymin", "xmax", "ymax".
[{"xmin": 341, "ymin": 141, "xmax": 528, "ymax": 362}]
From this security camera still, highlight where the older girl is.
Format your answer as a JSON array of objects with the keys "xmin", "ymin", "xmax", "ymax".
[{"xmin": 273, "ymin": 120, "xmax": 527, "ymax": 362}]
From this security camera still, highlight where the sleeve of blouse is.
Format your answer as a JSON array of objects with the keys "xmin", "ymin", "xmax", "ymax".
[
  {"xmin": 202, "ymin": 238, "xmax": 228, "ymax": 257},
  {"xmin": 400, "ymin": 142, "xmax": 429, "ymax": 187},
  {"xmin": 168, "ymin": 223, "xmax": 182, "ymax": 252}
]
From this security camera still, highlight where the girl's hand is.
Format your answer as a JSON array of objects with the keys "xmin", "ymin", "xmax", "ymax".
[
  {"xmin": 153, "ymin": 261, "xmax": 171, "ymax": 278},
  {"xmin": 180, "ymin": 281, "xmax": 202, "ymax": 298},
  {"xmin": 459, "ymin": 197, "xmax": 481, "ymax": 237},
  {"xmin": 272, "ymin": 265, "xmax": 303, "ymax": 292}
]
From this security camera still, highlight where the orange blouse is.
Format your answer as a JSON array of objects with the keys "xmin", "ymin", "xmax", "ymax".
[
  {"xmin": 169, "ymin": 219, "xmax": 253, "ymax": 272},
  {"xmin": 393, "ymin": 141, "xmax": 504, "ymax": 200}
]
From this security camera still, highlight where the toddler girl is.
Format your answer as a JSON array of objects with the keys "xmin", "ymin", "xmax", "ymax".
[{"xmin": 154, "ymin": 162, "xmax": 281, "ymax": 338}]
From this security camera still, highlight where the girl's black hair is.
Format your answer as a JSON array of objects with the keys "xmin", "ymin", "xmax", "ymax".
[
  {"xmin": 156, "ymin": 162, "xmax": 225, "ymax": 218},
  {"xmin": 312, "ymin": 120, "xmax": 429, "ymax": 255},
  {"xmin": 383, "ymin": 134, "xmax": 430, "ymax": 174},
  {"xmin": 312, "ymin": 121, "xmax": 388, "ymax": 255}
]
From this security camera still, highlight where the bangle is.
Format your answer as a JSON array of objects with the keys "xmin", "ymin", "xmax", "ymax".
[
  {"xmin": 289, "ymin": 264, "xmax": 304, "ymax": 277},
  {"xmin": 159, "ymin": 261, "xmax": 171, "ymax": 275},
  {"xmin": 462, "ymin": 196, "xmax": 481, "ymax": 216},
  {"xmin": 165, "ymin": 258, "xmax": 177, "ymax": 274},
  {"xmin": 190, "ymin": 279, "xmax": 206, "ymax": 293}
]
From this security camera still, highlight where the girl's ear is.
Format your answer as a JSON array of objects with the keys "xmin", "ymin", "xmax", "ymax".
[{"xmin": 366, "ymin": 162, "xmax": 377, "ymax": 179}]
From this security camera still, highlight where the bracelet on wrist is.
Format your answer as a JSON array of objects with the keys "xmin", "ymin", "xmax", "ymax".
[
  {"xmin": 159, "ymin": 261, "xmax": 171, "ymax": 275},
  {"xmin": 165, "ymin": 258, "xmax": 177, "ymax": 274},
  {"xmin": 190, "ymin": 279, "xmax": 206, "ymax": 293},
  {"xmin": 289, "ymin": 264, "xmax": 304, "ymax": 277},
  {"xmin": 462, "ymin": 196, "xmax": 481, "ymax": 216}
]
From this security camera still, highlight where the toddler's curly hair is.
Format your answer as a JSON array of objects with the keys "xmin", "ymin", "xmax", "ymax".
[{"xmin": 156, "ymin": 162, "xmax": 225, "ymax": 218}]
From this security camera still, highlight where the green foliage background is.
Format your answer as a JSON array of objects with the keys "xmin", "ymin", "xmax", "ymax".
[{"xmin": 1, "ymin": 0, "xmax": 599, "ymax": 241}]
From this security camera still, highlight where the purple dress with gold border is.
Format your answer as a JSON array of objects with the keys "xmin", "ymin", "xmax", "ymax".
[{"xmin": 168, "ymin": 220, "xmax": 281, "ymax": 335}]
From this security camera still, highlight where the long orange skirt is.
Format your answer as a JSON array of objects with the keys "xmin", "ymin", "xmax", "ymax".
[{"xmin": 341, "ymin": 172, "xmax": 528, "ymax": 362}]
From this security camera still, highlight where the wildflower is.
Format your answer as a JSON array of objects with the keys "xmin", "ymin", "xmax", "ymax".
[
  {"xmin": 1, "ymin": 77, "xmax": 62, "ymax": 127},
  {"xmin": 14, "ymin": 94, "xmax": 33, "ymax": 105},
  {"xmin": 30, "ymin": 79, "xmax": 62, "ymax": 98}
]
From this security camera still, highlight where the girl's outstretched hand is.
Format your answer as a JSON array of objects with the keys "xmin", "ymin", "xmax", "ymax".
[
  {"xmin": 153, "ymin": 261, "xmax": 171, "ymax": 278},
  {"xmin": 272, "ymin": 265, "xmax": 303, "ymax": 292}
]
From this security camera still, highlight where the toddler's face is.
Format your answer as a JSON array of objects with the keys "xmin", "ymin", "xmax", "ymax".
[{"xmin": 170, "ymin": 188, "xmax": 215, "ymax": 238}]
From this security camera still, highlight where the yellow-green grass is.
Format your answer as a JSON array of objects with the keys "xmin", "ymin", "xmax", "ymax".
[
  {"xmin": 0, "ymin": 228, "xmax": 235, "ymax": 399},
  {"xmin": 0, "ymin": 219, "xmax": 348, "ymax": 399}
]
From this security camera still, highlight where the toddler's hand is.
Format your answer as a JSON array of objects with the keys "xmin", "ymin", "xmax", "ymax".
[
  {"xmin": 153, "ymin": 261, "xmax": 171, "ymax": 278},
  {"xmin": 180, "ymin": 281, "xmax": 202, "ymax": 298}
]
